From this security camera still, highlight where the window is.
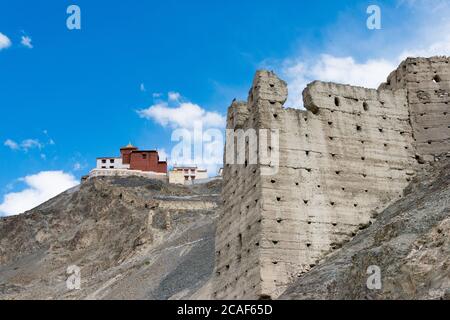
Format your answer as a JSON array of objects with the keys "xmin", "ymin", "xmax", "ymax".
[
  {"xmin": 110, "ymin": 166, "xmax": 114, "ymax": 169},
  {"xmin": 185, "ymin": 176, "xmax": 189, "ymax": 180},
  {"xmin": 110, "ymin": 159, "xmax": 114, "ymax": 163},
  {"xmin": 102, "ymin": 159, "xmax": 106, "ymax": 164},
  {"xmin": 101, "ymin": 166, "xmax": 106, "ymax": 169},
  {"xmin": 142, "ymin": 154, "xmax": 147, "ymax": 159}
]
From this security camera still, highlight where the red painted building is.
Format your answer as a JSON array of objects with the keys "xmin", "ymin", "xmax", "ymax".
[{"xmin": 106, "ymin": 143, "xmax": 168, "ymax": 173}]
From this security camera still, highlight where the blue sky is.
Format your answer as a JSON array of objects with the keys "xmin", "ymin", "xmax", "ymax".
[{"xmin": 1, "ymin": 0, "xmax": 449, "ymax": 216}]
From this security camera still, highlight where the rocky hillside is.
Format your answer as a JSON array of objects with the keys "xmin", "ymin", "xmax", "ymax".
[
  {"xmin": 1, "ymin": 159, "xmax": 449, "ymax": 300},
  {"xmin": 281, "ymin": 158, "xmax": 450, "ymax": 300},
  {"xmin": 0, "ymin": 177, "xmax": 221, "ymax": 300}
]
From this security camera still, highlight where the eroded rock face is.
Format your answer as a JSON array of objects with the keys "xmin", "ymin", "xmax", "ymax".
[
  {"xmin": 0, "ymin": 177, "xmax": 221, "ymax": 300},
  {"xmin": 280, "ymin": 159, "xmax": 450, "ymax": 300}
]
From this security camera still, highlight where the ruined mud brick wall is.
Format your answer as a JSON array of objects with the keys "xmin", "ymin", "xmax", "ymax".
[
  {"xmin": 213, "ymin": 57, "xmax": 450, "ymax": 300},
  {"xmin": 380, "ymin": 57, "xmax": 450, "ymax": 160}
]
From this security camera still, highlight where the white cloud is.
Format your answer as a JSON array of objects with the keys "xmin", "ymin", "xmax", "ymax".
[
  {"xmin": 0, "ymin": 171, "xmax": 79, "ymax": 217},
  {"xmin": 0, "ymin": 32, "xmax": 11, "ymax": 51},
  {"xmin": 4, "ymin": 137, "xmax": 54, "ymax": 152},
  {"xmin": 20, "ymin": 139, "xmax": 42, "ymax": 151},
  {"xmin": 281, "ymin": 55, "xmax": 396, "ymax": 108},
  {"xmin": 137, "ymin": 95, "xmax": 226, "ymax": 130},
  {"xmin": 168, "ymin": 91, "xmax": 181, "ymax": 102},
  {"xmin": 138, "ymin": 93, "xmax": 226, "ymax": 177},
  {"xmin": 4, "ymin": 139, "xmax": 19, "ymax": 150},
  {"xmin": 20, "ymin": 35, "xmax": 33, "ymax": 49}
]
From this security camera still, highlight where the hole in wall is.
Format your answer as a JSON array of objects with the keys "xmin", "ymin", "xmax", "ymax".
[
  {"xmin": 277, "ymin": 218, "xmax": 283, "ymax": 223},
  {"xmin": 306, "ymin": 243, "xmax": 312, "ymax": 248},
  {"xmin": 276, "ymin": 197, "xmax": 281, "ymax": 202},
  {"xmin": 363, "ymin": 102, "xmax": 369, "ymax": 111},
  {"xmin": 330, "ymin": 201, "xmax": 335, "ymax": 206},
  {"xmin": 334, "ymin": 97, "xmax": 340, "ymax": 107},
  {"xmin": 433, "ymin": 75, "xmax": 442, "ymax": 83},
  {"xmin": 303, "ymin": 200, "xmax": 309, "ymax": 204},
  {"xmin": 273, "ymin": 114, "xmax": 278, "ymax": 118},
  {"xmin": 356, "ymin": 125, "xmax": 362, "ymax": 131},
  {"xmin": 272, "ymin": 241, "xmax": 279, "ymax": 245},
  {"xmin": 328, "ymin": 121, "xmax": 333, "ymax": 126},
  {"xmin": 295, "ymin": 182, "xmax": 299, "ymax": 186},
  {"xmin": 271, "ymin": 179, "xmax": 276, "ymax": 184}
]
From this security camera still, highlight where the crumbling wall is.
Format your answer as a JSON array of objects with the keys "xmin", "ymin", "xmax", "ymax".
[
  {"xmin": 213, "ymin": 57, "xmax": 450, "ymax": 300},
  {"xmin": 380, "ymin": 56, "xmax": 450, "ymax": 160}
]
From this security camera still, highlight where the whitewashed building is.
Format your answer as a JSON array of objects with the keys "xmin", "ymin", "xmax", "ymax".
[{"xmin": 168, "ymin": 166, "xmax": 208, "ymax": 185}]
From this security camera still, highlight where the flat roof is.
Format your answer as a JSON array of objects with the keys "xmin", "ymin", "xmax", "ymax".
[
  {"xmin": 131, "ymin": 150, "xmax": 158, "ymax": 153},
  {"xmin": 96, "ymin": 157, "xmax": 121, "ymax": 160}
]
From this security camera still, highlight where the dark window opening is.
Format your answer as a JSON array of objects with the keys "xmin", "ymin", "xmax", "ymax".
[
  {"xmin": 334, "ymin": 97, "xmax": 340, "ymax": 107},
  {"xmin": 363, "ymin": 102, "xmax": 369, "ymax": 111}
]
